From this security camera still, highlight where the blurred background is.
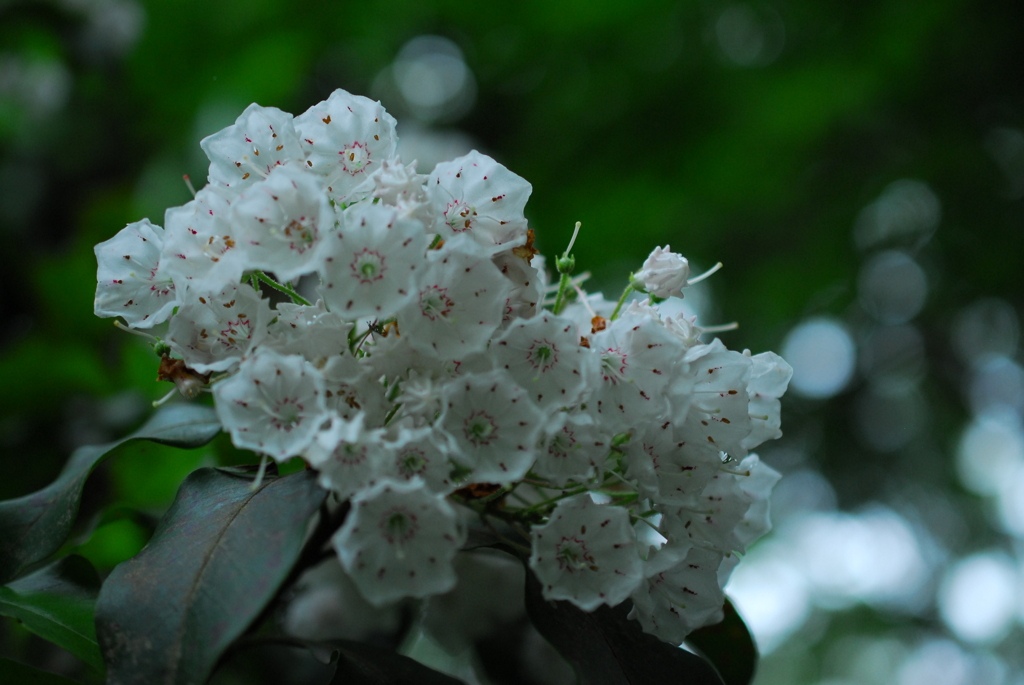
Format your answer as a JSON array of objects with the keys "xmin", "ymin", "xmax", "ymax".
[{"xmin": 2, "ymin": 0, "xmax": 1023, "ymax": 683}]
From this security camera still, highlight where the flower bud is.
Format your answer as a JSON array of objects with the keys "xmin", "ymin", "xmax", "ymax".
[
  {"xmin": 556, "ymin": 253, "xmax": 575, "ymax": 274},
  {"xmin": 635, "ymin": 245, "xmax": 690, "ymax": 299}
]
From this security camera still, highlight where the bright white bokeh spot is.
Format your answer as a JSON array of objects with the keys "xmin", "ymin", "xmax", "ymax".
[
  {"xmin": 956, "ymin": 409, "xmax": 1024, "ymax": 496},
  {"xmin": 795, "ymin": 508, "xmax": 930, "ymax": 610},
  {"xmin": 938, "ymin": 552, "xmax": 1018, "ymax": 644},
  {"xmin": 726, "ymin": 505, "xmax": 937, "ymax": 657},
  {"xmin": 858, "ymin": 250, "xmax": 928, "ymax": 325},
  {"xmin": 781, "ymin": 318, "xmax": 856, "ymax": 399},
  {"xmin": 725, "ymin": 542, "xmax": 811, "ymax": 654},
  {"xmin": 768, "ymin": 468, "xmax": 837, "ymax": 524},
  {"xmin": 384, "ymin": 35, "xmax": 477, "ymax": 123}
]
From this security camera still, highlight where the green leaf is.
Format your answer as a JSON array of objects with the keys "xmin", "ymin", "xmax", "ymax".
[
  {"xmin": 327, "ymin": 640, "xmax": 466, "ymax": 685},
  {"xmin": 0, "ymin": 657, "xmax": 83, "ymax": 685},
  {"xmin": 0, "ymin": 555, "xmax": 104, "ymax": 673},
  {"xmin": 95, "ymin": 467, "xmax": 327, "ymax": 685},
  {"xmin": 685, "ymin": 599, "xmax": 758, "ymax": 685},
  {"xmin": 523, "ymin": 570, "xmax": 725, "ymax": 685},
  {"xmin": 0, "ymin": 403, "xmax": 221, "ymax": 584}
]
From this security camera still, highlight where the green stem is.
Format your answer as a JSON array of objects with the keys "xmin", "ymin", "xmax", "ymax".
[
  {"xmin": 605, "ymin": 469, "xmax": 639, "ymax": 491},
  {"xmin": 632, "ymin": 514, "xmax": 662, "ymax": 534},
  {"xmin": 349, "ymin": 327, "xmax": 375, "ymax": 355},
  {"xmin": 609, "ymin": 283, "xmax": 635, "ymax": 321},
  {"xmin": 607, "ymin": 492, "xmax": 640, "ymax": 506},
  {"xmin": 253, "ymin": 271, "xmax": 312, "ymax": 306},
  {"xmin": 551, "ymin": 272, "xmax": 572, "ymax": 315},
  {"xmin": 383, "ymin": 402, "xmax": 402, "ymax": 426}
]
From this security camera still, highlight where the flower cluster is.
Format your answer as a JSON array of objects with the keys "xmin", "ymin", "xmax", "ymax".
[{"xmin": 93, "ymin": 89, "xmax": 792, "ymax": 646}]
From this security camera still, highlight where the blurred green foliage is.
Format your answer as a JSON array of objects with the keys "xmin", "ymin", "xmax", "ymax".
[{"xmin": 1, "ymin": 0, "xmax": 1022, "ymax": 682}]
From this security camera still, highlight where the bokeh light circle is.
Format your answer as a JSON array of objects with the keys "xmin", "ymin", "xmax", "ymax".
[{"xmin": 781, "ymin": 318, "xmax": 856, "ymax": 399}]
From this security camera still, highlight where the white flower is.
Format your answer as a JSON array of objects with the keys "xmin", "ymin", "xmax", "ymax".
[
  {"xmin": 393, "ymin": 370, "xmax": 445, "ymax": 423},
  {"xmin": 167, "ymin": 281, "xmax": 271, "ymax": 374},
  {"xmin": 359, "ymin": 334, "xmax": 466, "ymax": 400},
  {"xmin": 318, "ymin": 202, "xmax": 428, "ymax": 320},
  {"xmin": 231, "ymin": 165, "xmax": 334, "ymax": 281},
  {"xmin": 529, "ymin": 494, "xmax": 643, "ymax": 611},
  {"xmin": 623, "ymin": 421, "xmax": 720, "ymax": 507},
  {"xmin": 661, "ymin": 313, "xmax": 704, "ymax": 348},
  {"xmin": 162, "ymin": 186, "xmax": 244, "ymax": 294},
  {"xmin": 265, "ymin": 300, "xmax": 353, "ymax": 366},
  {"xmin": 627, "ymin": 546, "xmax": 726, "ymax": 645},
  {"xmin": 635, "ymin": 245, "xmax": 690, "ymax": 299},
  {"xmin": 428, "ymin": 150, "xmax": 532, "ymax": 255},
  {"xmin": 437, "ymin": 369, "xmax": 544, "ymax": 484},
  {"xmin": 588, "ymin": 315, "xmax": 683, "ymax": 434},
  {"xmin": 493, "ymin": 251, "xmax": 544, "ymax": 326},
  {"xmin": 659, "ymin": 454, "xmax": 781, "ymax": 555},
  {"xmin": 532, "ymin": 410, "xmax": 609, "ymax": 487},
  {"xmin": 333, "ymin": 478, "xmax": 465, "ymax": 606},
  {"xmin": 491, "ymin": 311, "xmax": 597, "ymax": 410},
  {"xmin": 93, "ymin": 90, "xmax": 795, "ymax": 648},
  {"xmin": 675, "ymin": 339, "xmax": 754, "ymax": 461},
  {"xmin": 397, "ymin": 246, "xmax": 511, "ymax": 358},
  {"xmin": 741, "ymin": 351, "xmax": 793, "ymax": 451},
  {"xmin": 726, "ymin": 454, "xmax": 782, "ymax": 552},
  {"xmin": 623, "ymin": 299, "xmax": 663, "ymax": 323},
  {"xmin": 383, "ymin": 424, "xmax": 456, "ymax": 494},
  {"xmin": 559, "ymin": 291, "xmax": 618, "ymax": 333},
  {"xmin": 200, "ymin": 103, "xmax": 304, "ymax": 194},
  {"xmin": 369, "ymin": 158, "xmax": 434, "ymax": 230},
  {"xmin": 94, "ymin": 219, "xmax": 178, "ymax": 328},
  {"xmin": 294, "ymin": 89, "xmax": 398, "ymax": 204},
  {"xmin": 320, "ymin": 353, "xmax": 391, "ymax": 427},
  {"xmin": 305, "ymin": 413, "xmax": 388, "ymax": 500},
  {"xmin": 213, "ymin": 348, "xmax": 329, "ymax": 460}
]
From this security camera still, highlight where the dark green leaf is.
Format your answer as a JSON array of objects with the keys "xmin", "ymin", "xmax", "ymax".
[
  {"xmin": 327, "ymin": 640, "xmax": 466, "ymax": 685},
  {"xmin": 524, "ymin": 570, "xmax": 725, "ymax": 685},
  {"xmin": 0, "ymin": 403, "xmax": 221, "ymax": 584},
  {"xmin": 0, "ymin": 657, "xmax": 83, "ymax": 685},
  {"xmin": 213, "ymin": 635, "xmax": 464, "ymax": 685},
  {"xmin": 685, "ymin": 599, "xmax": 758, "ymax": 685},
  {"xmin": 0, "ymin": 555, "xmax": 104, "ymax": 673},
  {"xmin": 95, "ymin": 467, "xmax": 326, "ymax": 685}
]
